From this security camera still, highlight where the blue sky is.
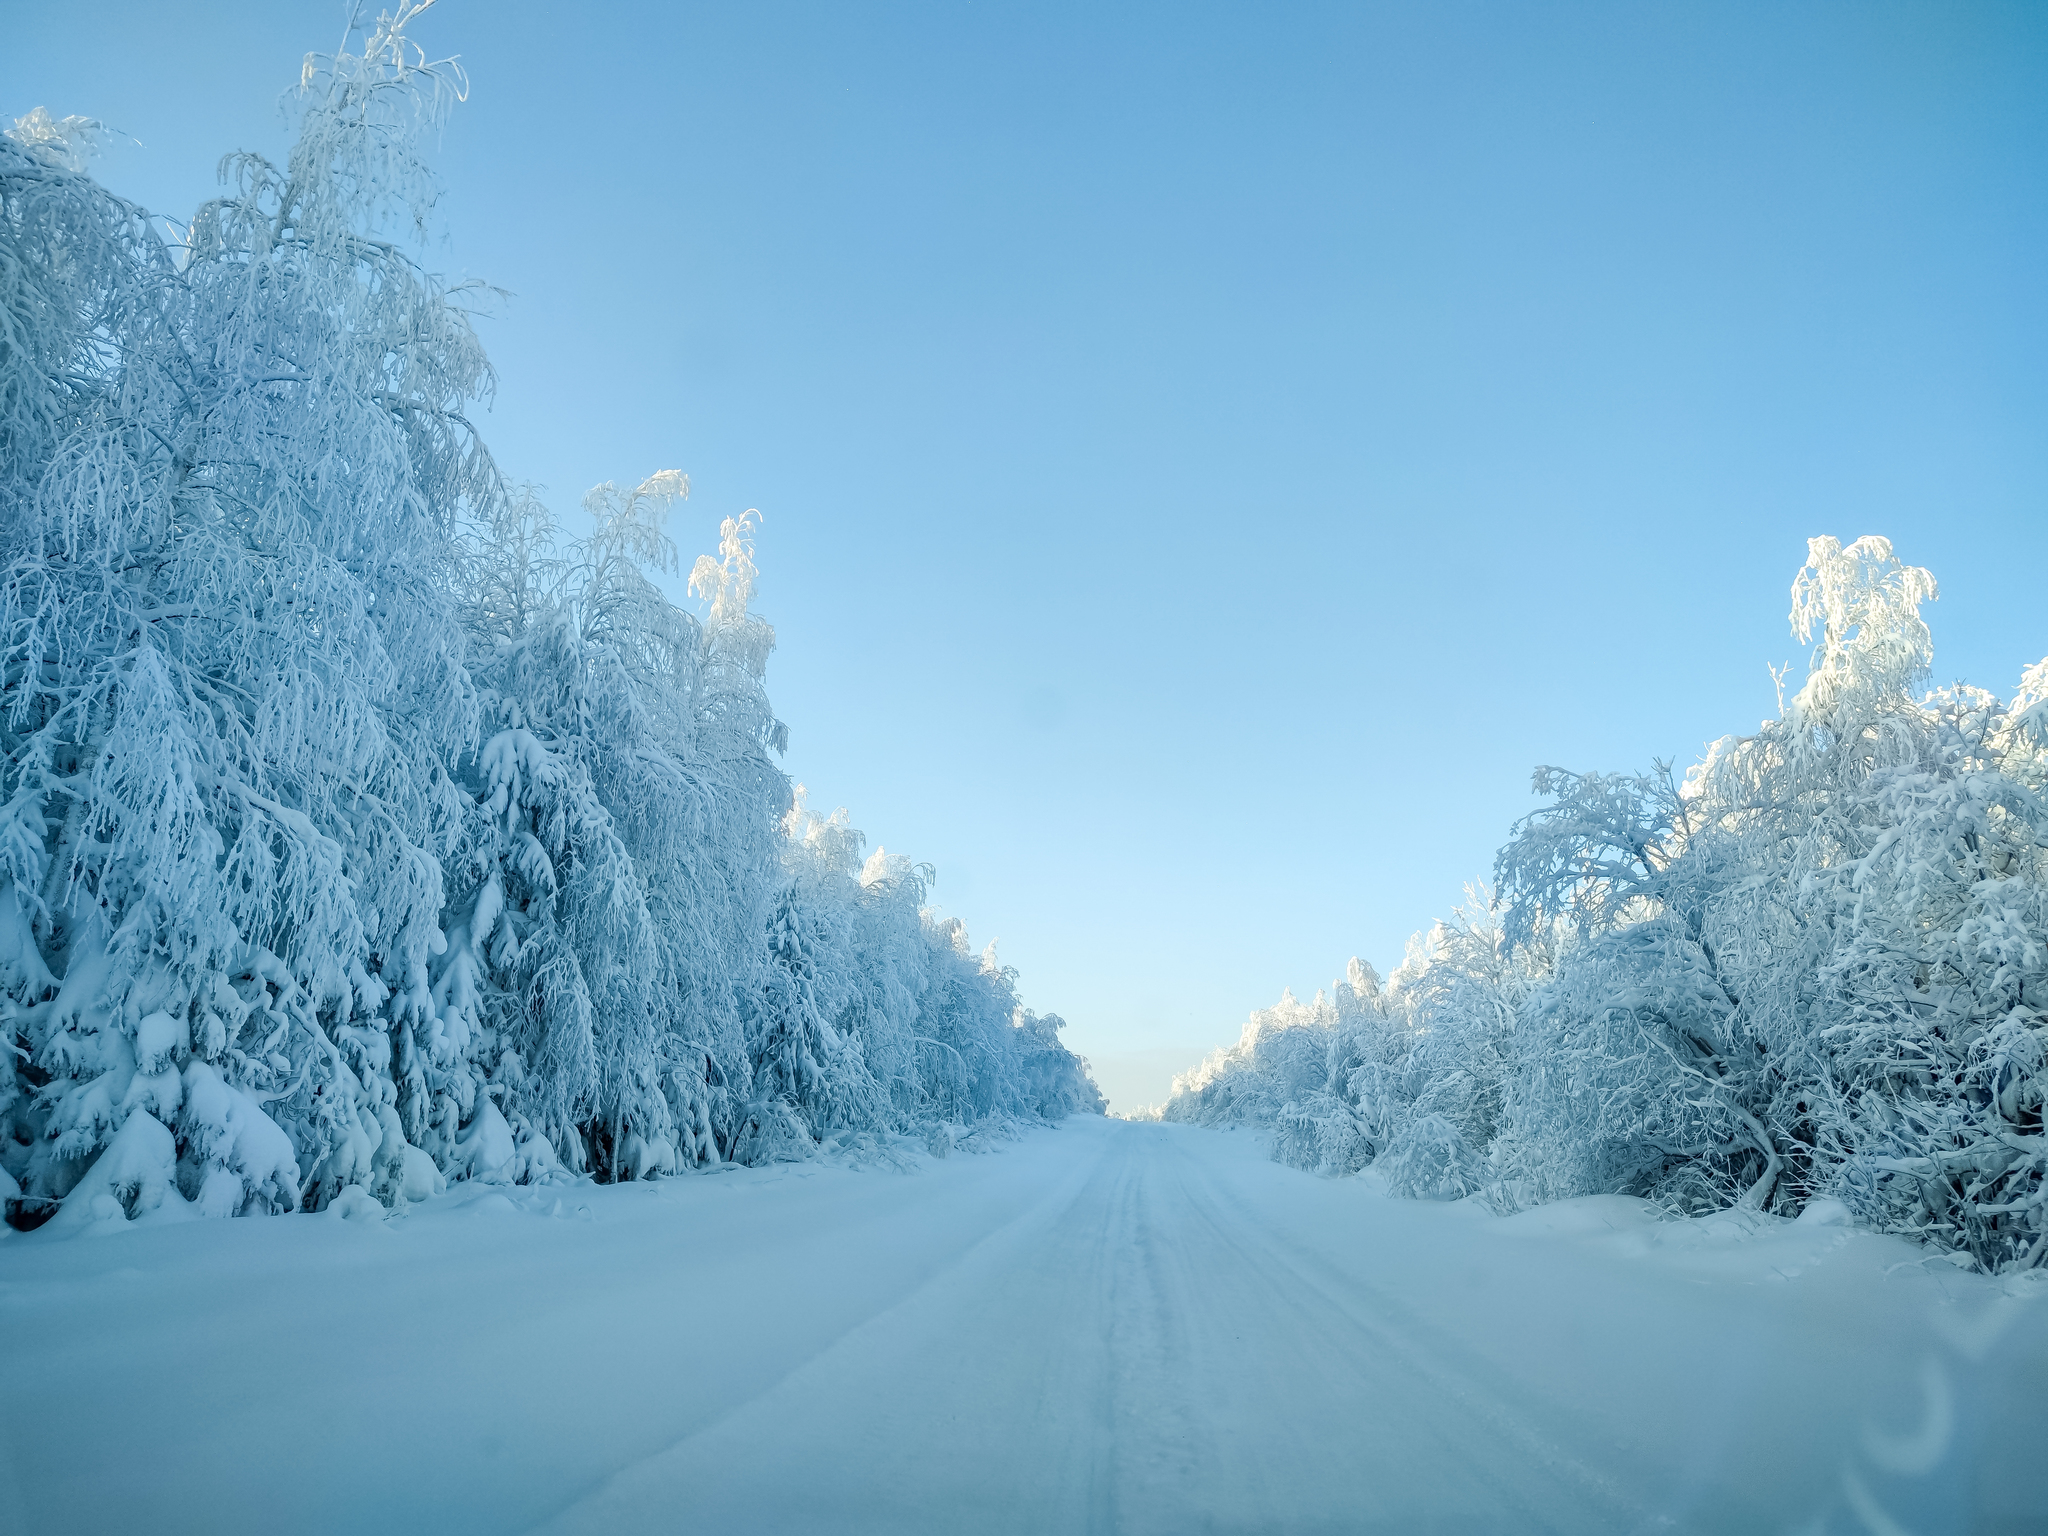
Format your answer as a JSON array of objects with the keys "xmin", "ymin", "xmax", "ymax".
[{"xmin": 9, "ymin": 1, "xmax": 2046, "ymax": 1108}]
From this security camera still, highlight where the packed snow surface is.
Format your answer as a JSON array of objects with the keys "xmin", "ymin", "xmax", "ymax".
[{"xmin": 3, "ymin": 1117, "xmax": 2042, "ymax": 1535}]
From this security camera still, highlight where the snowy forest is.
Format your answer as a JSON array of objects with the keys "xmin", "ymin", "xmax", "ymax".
[
  {"xmin": 4, "ymin": 1, "xmax": 2042, "ymax": 1295},
  {"xmin": 1164, "ymin": 535, "xmax": 2048, "ymax": 1273},
  {"xmin": 0, "ymin": 13, "xmax": 1100, "ymax": 1231}
]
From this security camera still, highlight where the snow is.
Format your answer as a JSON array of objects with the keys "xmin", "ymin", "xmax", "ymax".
[
  {"xmin": 3, "ymin": 1118, "xmax": 2041, "ymax": 1534},
  {"xmin": 42, "ymin": 1110, "xmax": 187, "ymax": 1232}
]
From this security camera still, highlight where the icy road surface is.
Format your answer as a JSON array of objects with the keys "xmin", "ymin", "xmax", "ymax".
[{"xmin": 2, "ymin": 1116, "xmax": 2042, "ymax": 1534}]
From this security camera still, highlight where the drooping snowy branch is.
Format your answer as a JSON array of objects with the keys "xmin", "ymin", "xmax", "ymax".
[{"xmin": 1, "ymin": 11, "xmax": 1099, "ymax": 1231}]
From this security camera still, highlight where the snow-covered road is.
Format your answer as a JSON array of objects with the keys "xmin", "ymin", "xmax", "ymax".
[{"xmin": 2, "ymin": 1116, "xmax": 2042, "ymax": 1534}]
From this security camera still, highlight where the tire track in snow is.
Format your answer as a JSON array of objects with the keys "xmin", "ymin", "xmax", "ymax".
[
  {"xmin": 531, "ymin": 1120, "xmax": 1645, "ymax": 1535},
  {"xmin": 1139, "ymin": 1131, "xmax": 1648, "ymax": 1532},
  {"xmin": 522, "ymin": 1129, "xmax": 1124, "ymax": 1535}
]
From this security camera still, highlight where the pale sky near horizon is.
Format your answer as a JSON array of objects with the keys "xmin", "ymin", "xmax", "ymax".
[{"xmin": 7, "ymin": 1, "xmax": 2046, "ymax": 1110}]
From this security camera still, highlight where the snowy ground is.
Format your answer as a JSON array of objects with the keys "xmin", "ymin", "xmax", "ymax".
[{"xmin": 2, "ymin": 1117, "xmax": 2042, "ymax": 1535}]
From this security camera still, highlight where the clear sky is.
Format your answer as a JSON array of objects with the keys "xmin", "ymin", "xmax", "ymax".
[{"xmin": 8, "ymin": 1, "xmax": 2046, "ymax": 1110}]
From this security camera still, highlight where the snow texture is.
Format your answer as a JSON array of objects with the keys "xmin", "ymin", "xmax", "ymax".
[{"xmin": 0, "ymin": 1118, "xmax": 2040, "ymax": 1534}]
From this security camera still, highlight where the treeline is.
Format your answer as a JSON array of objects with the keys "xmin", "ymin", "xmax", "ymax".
[
  {"xmin": 1166, "ymin": 537, "xmax": 2047, "ymax": 1273},
  {"xmin": 0, "ymin": 13, "xmax": 1098, "ymax": 1229}
]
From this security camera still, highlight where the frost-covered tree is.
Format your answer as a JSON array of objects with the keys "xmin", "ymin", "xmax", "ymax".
[
  {"xmin": 1173, "ymin": 892, "xmax": 1548, "ymax": 1193},
  {"xmin": 2, "ymin": 12, "xmax": 486, "ymax": 1220},
  {"xmin": 1163, "ymin": 535, "xmax": 2046, "ymax": 1271},
  {"xmin": 2, "ymin": 9, "xmax": 1097, "ymax": 1230},
  {"xmin": 1165, "ymin": 985, "xmax": 1342, "ymax": 1136}
]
